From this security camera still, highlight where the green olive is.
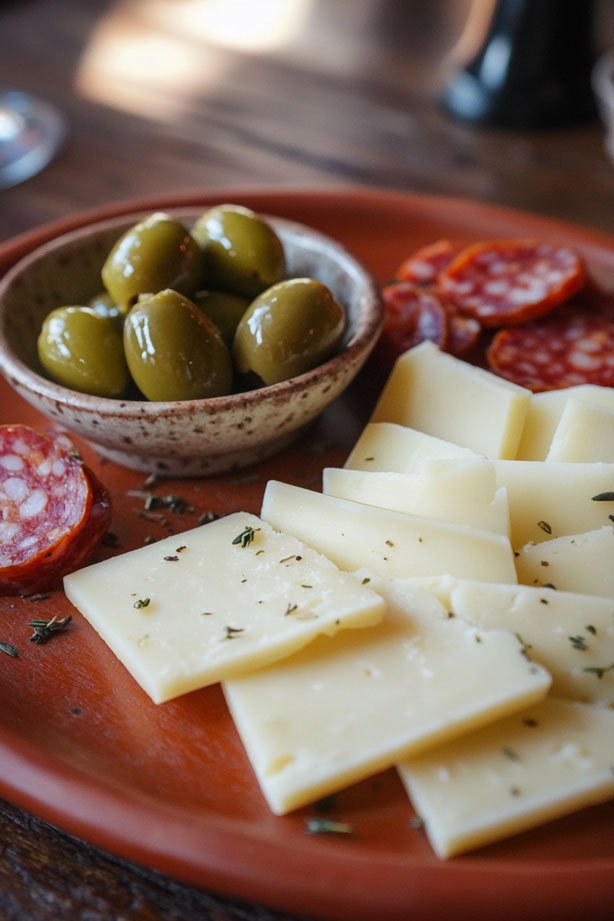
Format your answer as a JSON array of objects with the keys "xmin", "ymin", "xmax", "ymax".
[
  {"xmin": 192, "ymin": 289, "xmax": 249, "ymax": 347},
  {"xmin": 38, "ymin": 306, "xmax": 130, "ymax": 398},
  {"xmin": 101, "ymin": 212, "xmax": 204, "ymax": 311},
  {"xmin": 88, "ymin": 290, "xmax": 123, "ymax": 321},
  {"xmin": 192, "ymin": 204, "xmax": 285, "ymax": 298},
  {"xmin": 233, "ymin": 278, "xmax": 346, "ymax": 385},
  {"xmin": 123, "ymin": 289, "xmax": 232, "ymax": 401}
]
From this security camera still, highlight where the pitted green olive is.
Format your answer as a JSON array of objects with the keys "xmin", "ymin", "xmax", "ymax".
[
  {"xmin": 192, "ymin": 204, "xmax": 285, "ymax": 298},
  {"xmin": 123, "ymin": 289, "xmax": 232, "ymax": 401},
  {"xmin": 233, "ymin": 277, "xmax": 345, "ymax": 385},
  {"xmin": 101, "ymin": 212, "xmax": 204, "ymax": 312},
  {"xmin": 192, "ymin": 290, "xmax": 249, "ymax": 346},
  {"xmin": 38, "ymin": 306, "xmax": 130, "ymax": 398}
]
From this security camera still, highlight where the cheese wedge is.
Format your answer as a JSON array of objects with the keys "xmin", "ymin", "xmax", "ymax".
[
  {"xmin": 515, "ymin": 526, "xmax": 614, "ymax": 598},
  {"xmin": 323, "ymin": 461, "xmax": 509, "ymax": 536},
  {"xmin": 546, "ymin": 398, "xmax": 614, "ymax": 463},
  {"xmin": 223, "ymin": 582, "xmax": 551, "ymax": 814},
  {"xmin": 369, "ymin": 341, "xmax": 530, "ymax": 459},
  {"xmin": 63, "ymin": 512, "xmax": 384, "ymax": 704},
  {"xmin": 516, "ymin": 385, "xmax": 614, "ymax": 460},
  {"xmin": 261, "ymin": 480, "xmax": 517, "ymax": 583},
  {"xmin": 344, "ymin": 421, "xmax": 479, "ymax": 474},
  {"xmin": 398, "ymin": 698, "xmax": 614, "ymax": 858}
]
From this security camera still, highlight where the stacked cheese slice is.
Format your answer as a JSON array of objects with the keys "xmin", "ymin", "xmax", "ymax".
[
  {"xmin": 64, "ymin": 340, "xmax": 614, "ymax": 860},
  {"xmin": 257, "ymin": 342, "xmax": 614, "ymax": 855}
]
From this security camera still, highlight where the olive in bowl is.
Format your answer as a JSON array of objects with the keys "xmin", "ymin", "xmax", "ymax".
[
  {"xmin": 38, "ymin": 305, "xmax": 130, "ymax": 398},
  {"xmin": 123, "ymin": 289, "xmax": 233, "ymax": 401},
  {"xmin": 192, "ymin": 203, "xmax": 285, "ymax": 298},
  {"xmin": 233, "ymin": 278, "xmax": 346, "ymax": 385},
  {"xmin": 0, "ymin": 208, "xmax": 383, "ymax": 476},
  {"xmin": 102, "ymin": 211, "xmax": 205, "ymax": 313}
]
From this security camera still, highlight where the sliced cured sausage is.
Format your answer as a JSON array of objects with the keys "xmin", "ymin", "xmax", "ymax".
[
  {"xmin": 446, "ymin": 312, "xmax": 482, "ymax": 357},
  {"xmin": 376, "ymin": 281, "xmax": 448, "ymax": 365},
  {"xmin": 486, "ymin": 299, "xmax": 614, "ymax": 391},
  {"xmin": 59, "ymin": 466, "xmax": 112, "ymax": 577},
  {"xmin": 439, "ymin": 240, "xmax": 586, "ymax": 328},
  {"xmin": 0, "ymin": 425, "xmax": 108, "ymax": 594},
  {"xmin": 395, "ymin": 240, "xmax": 464, "ymax": 286}
]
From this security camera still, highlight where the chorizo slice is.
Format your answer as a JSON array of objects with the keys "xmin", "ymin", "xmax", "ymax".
[
  {"xmin": 395, "ymin": 240, "xmax": 464, "ymax": 286},
  {"xmin": 376, "ymin": 281, "xmax": 448, "ymax": 365},
  {"xmin": 439, "ymin": 240, "xmax": 586, "ymax": 328},
  {"xmin": 446, "ymin": 312, "xmax": 483, "ymax": 357},
  {"xmin": 486, "ymin": 299, "xmax": 614, "ymax": 392},
  {"xmin": 0, "ymin": 425, "xmax": 100, "ymax": 594},
  {"xmin": 59, "ymin": 466, "xmax": 112, "ymax": 577}
]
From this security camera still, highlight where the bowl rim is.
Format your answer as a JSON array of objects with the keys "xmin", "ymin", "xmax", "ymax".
[{"xmin": 0, "ymin": 209, "xmax": 383, "ymax": 417}]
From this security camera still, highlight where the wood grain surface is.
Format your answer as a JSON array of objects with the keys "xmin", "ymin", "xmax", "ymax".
[{"xmin": 1, "ymin": 1, "xmax": 614, "ymax": 919}]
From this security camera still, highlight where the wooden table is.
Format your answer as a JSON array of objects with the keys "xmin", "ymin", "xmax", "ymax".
[{"xmin": 1, "ymin": 1, "xmax": 613, "ymax": 919}]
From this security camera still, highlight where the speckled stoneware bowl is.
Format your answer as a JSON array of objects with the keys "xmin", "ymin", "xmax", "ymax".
[{"xmin": 0, "ymin": 209, "xmax": 382, "ymax": 476}]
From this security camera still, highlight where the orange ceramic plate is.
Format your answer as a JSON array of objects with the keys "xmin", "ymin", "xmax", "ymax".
[{"xmin": 0, "ymin": 188, "xmax": 613, "ymax": 921}]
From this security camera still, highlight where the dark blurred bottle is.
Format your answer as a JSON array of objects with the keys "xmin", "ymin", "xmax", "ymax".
[{"xmin": 441, "ymin": 0, "xmax": 598, "ymax": 128}]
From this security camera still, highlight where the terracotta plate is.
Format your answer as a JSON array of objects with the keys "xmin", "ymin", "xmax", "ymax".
[{"xmin": 0, "ymin": 188, "xmax": 613, "ymax": 921}]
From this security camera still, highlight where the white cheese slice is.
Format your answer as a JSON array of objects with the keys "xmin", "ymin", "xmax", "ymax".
[
  {"xmin": 261, "ymin": 480, "xmax": 517, "ymax": 583},
  {"xmin": 344, "ymin": 421, "xmax": 479, "ymax": 474},
  {"xmin": 382, "ymin": 575, "xmax": 614, "ymax": 706},
  {"xmin": 489, "ymin": 460, "xmax": 614, "ymax": 548},
  {"xmin": 369, "ymin": 341, "xmax": 530, "ymax": 459},
  {"xmin": 515, "ymin": 526, "xmax": 614, "ymax": 598},
  {"xmin": 516, "ymin": 385, "xmax": 614, "ymax": 460},
  {"xmin": 398, "ymin": 698, "xmax": 614, "ymax": 859},
  {"xmin": 63, "ymin": 512, "xmax": 385, "ymax": 704},
  {"xmin": 445, "ymin": 580, "xmax": 614, "ymax": 707},
  {"xmin": 323, "ymin": 462, "xmax": 509, "ymax": 535},
  {"xmin": 546, "ymin": 398, "xmax": 614, "ymax": 462},
  {"xmin": 223, "ymin": 582, "xmax": 551, "ymax": 814}
]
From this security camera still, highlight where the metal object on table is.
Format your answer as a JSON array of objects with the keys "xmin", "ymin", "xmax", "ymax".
[
  {"xmin": 0, "ymin": 88, "xmax": 65, "ymax": 189},
  {"xmin": 441, "ymin": 0, "xmax": 598, "ymax": 128}
]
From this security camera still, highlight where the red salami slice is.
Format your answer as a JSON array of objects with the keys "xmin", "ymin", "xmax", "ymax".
[
  {"xmin": 446, "ymin": 312, "xmax": 482, "ymax": 357},
  {"xmin": 439, "ymin": 240, "xmax": 586, "ymax": 328},
  {"xmin": 59, "ymin": 466, "xmax": 112, "ymax": 576},
  {"xmin": 486, "ymin": 300, "xmax": 614, "ymax": 391},
  {"xmin": 376, "ymin": 281, "xmax": 448, "ymax": 365},
  {"xmin": 395, "ymin": 240, "xmax": 464, "ymax": 286},
  {"xmin": 0, "ymin": 425, "xmax": 98, "ymax": 594}
]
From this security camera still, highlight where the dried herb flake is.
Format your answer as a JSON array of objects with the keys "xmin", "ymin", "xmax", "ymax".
[
  {"xmin": 28, "ymin": 615, "xmax": 72, "ymax": 645},
  {"xmin": 583, "ymin": 662, "xmax": 614, "ymax": 680},
  {"xmin": 232, "ymin": 526, "xmax": 260, "ymax": 549},
  {"xmin": 223, "ymin": 625, "xmax": 245, "ymax": 640},
  {"xmin": 305, "ymin": 818, "xmax": 353, "ymax": 836}
]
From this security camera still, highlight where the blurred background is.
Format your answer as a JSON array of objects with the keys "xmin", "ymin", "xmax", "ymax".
[{"xmin": 1, "ymin": 0, "xmax": 614, "ymax": 241}]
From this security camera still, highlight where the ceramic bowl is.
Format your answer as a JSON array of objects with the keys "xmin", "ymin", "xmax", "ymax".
[{"xmin": 0, "ymin": 209, "xmax": 382, "ymax": 476}]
